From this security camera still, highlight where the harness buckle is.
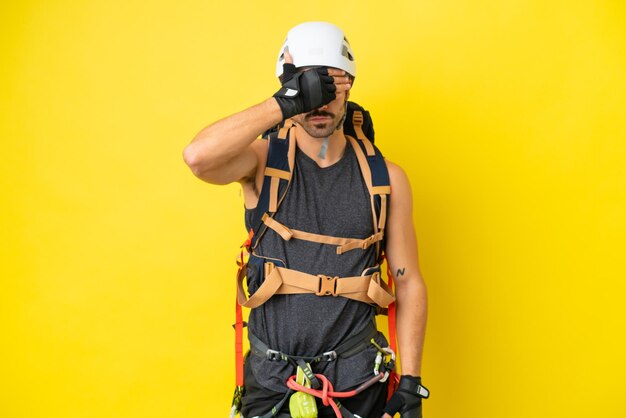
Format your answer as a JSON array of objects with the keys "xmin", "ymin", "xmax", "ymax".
[
  {"xmin": 321, "ymin": 351, "xmax": 337, "ymax": 361},
  {"xmin": 266, "ymin": 349, "xmax": 282, "ymax": 361},
  {"xmin": 316, "ymin": 275, "xmax": 339, "ymax": 296}
]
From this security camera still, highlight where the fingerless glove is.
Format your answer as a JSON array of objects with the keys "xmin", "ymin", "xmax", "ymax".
[
  {"xmin": 273, "ymin": 64, "xmax": 336, "ymax": 119},
  {"xmin": 383, "ymin": 375, "xmax": 430, "ymax": 418}
]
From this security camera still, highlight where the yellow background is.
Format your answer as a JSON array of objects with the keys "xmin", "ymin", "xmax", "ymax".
[{"xmin": 2, "ymin": 1, "xmax": 625, "ymax": 417}]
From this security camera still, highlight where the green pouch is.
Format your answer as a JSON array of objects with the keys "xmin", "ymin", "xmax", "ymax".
[{"xmin": 289, "ymin": 364, "xmax": 318, "ymax": 418}]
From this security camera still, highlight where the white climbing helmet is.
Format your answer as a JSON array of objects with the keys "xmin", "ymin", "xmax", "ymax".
[{"xmin": 275, "ymin": 22, "xmax": 356, "ymax": 78}]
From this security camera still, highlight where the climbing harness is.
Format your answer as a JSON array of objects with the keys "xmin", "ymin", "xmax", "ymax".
[
  {"xmin": 231, "ymin": 102, "xmax": 400, "ymax": 417},
  {"xmin": 247, "ymin": 322, "xmax": 396, "ymax": 418},
  {"xmin": 286, "ymin": 370, "xmax": 387, "ymax": 418}
]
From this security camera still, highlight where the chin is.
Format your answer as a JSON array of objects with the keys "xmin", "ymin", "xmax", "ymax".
[
  {"xmin": 304, "ymin": 122, "xmax": 337, "ymax": 138},
  {"xmin": 311, "ymin": 129, "xmax": 335, "ymax": 138}
]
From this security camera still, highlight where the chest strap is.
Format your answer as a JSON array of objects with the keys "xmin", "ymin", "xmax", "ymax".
[
  {"xmin": 237, "ymin": 261, "xmax": 395, "ymax": 309},
  {"xmin": 262, "ymin": 214, "xmax": 384, "ymax": 255}
]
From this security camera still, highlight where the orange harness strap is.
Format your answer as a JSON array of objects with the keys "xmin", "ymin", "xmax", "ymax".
[
  {"xmin": 234, "ymin": 230, "xmax": 253, "ymax": 389},
  {"xmin": 384, "ymin": 256, "xmax": 400, "ymax": 399}
]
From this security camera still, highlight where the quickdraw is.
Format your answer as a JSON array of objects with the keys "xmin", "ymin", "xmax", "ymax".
[{"xmin": 285, "ymin": 343, "xmax": 396, "ymax": 418}]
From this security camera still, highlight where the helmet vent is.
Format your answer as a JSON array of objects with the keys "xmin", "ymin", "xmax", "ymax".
[
  {"xmin": 342, "ymin": 45, "xmax": 354, "ymax": 61},
  {"xmin": 279, "ymin": 46, "xmax": 289, "ymax": 61}
]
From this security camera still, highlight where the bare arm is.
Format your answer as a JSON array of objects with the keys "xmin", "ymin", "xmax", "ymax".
[
  {"xmin": 182, "ymin": 98, "xmax": 283, "ymax": 185},
  {"xmin": 384, "ymin": 161, "xmax": 428, "ymax": 377},
  {"xmin": 183, "ymin": 50, "xmax": 351, "ymax": 186}
]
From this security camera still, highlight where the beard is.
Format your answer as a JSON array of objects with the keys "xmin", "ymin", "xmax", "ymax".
[{"xmin": 296, "ymin": 107, "xmax": 346, "ymax": 138}]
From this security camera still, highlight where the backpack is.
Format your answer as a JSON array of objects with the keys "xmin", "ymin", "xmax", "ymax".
[{"xmin": 231, "ymin": 101, "xmax": 399, "ymax": 417}]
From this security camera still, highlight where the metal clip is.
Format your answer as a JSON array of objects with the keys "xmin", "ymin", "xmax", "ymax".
[
  {"xmin": 266, "ymin": 349, "xmax": 281, "ymax": 361},
  {"xmin": 372, "ymin": 341, "xmax": 396, "ymax": 379},
  {"xmin": 321, "ymin": 351, "xmax": 337, "ymax": 361}
]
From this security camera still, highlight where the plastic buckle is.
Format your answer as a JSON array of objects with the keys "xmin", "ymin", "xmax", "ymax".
[
  {"xmin": 266, "ymin": 349, "xmax": 281, "ymax": 361},
  {"xmin": 316, "ymin": 275, "xmax": 338, "ymax": 296},
  {"xmin": 322, "ymin": 351, "xmax": 337, "ymax": 362}
]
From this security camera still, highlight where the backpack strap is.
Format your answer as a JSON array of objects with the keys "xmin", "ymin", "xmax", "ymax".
[
  {"xmin": 261, "ymin": 214, "xmax": 384, "ymax": 255},
  {"xmin": 252, "ymin": 114, "xmax": 390, "ymax": 257},
  {"xmin": 252, "ymin": 103, "xmax": 379, "ymax": 249},
  {"xmin": 346, "ymin": 110, "xmax": 391, "ymax": 258},
  {"xmin": 250, "ymin": 121, "xmax": 296, "ymax": 249},
  {"xmin": 237, "ymin": 261, "xmax": 394, "ymax": 309}
]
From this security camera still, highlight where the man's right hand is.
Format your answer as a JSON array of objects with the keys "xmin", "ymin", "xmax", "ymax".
[{"xmin": 273, "ymin": 64, "xmax": 337, "ymax": 119}]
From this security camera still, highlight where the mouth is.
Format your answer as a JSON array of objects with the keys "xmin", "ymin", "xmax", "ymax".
[
  {"xmin": 306, "ymin": 112, "xmax": 334, "ymax": 123},
  {"xmin": 308, "ymin": 116, "xmax": 331, "ymax": 123}
]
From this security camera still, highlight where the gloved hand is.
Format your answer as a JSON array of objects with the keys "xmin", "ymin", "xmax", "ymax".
[
  {"xmin": 382, "ymin": 375, "xmax": 429, "ymax": 418},
  {"xmin": 273, "ymin": 63, "xmax": 337, "ymax": 119}
]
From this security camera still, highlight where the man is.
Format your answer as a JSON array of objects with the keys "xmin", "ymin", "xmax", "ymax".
[{"xmin": 184, "ymin": 22, "xmax": 428, "ymax": 417}]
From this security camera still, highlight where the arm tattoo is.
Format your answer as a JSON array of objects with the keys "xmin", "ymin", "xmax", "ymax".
[{"xmin": 396, "ymin": 267, "xmax": 405, "ymax": 277}]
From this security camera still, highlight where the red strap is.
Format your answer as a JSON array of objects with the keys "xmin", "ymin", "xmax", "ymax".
[
  {"xmin": 242, "ymin": 228, "xmax": 254, "ymax": 249},
  {"xmin": 235, "ymin": 252, "xmax": 245, "ymax": 386},
  {"xmin": 234, "ymin": 230, "xmax": 254, "ymax": 387},
  {"xmin": 286, "ymin": 372, "xmax": 385, "ymax": 418},
  {"xmin": 385, "ymin": 256, "xmax": 400, "ymax": 399},
  {"xmin": 386, "ymin": 260, "xmax": 397, "ymax": 353}
]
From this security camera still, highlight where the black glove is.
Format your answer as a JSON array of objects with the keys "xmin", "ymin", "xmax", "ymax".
[
  {"xmin": 273, "ymin": 64, "xmax": 336, "ymax": 119},
  {"xmin": 383, "ymin": 375, "xmax": 429, "ymax": 418}
]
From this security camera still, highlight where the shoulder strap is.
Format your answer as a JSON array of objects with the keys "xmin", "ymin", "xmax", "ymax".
[
  {"xmin": 250, "ymin": 121, "xmax": 296, "ymax": 249},
  {"xmin": 346, "ymin": 110, "xmax": 391, "ymax": 258},
  {"xmin": 251, "ymin": 111, "xmax": 390, "ymax": 255}
]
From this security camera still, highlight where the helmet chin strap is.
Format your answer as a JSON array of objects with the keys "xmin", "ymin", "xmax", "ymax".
[{"xmin": 317, "ymin": 103, "xmax": 348, "ymax": 160}]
